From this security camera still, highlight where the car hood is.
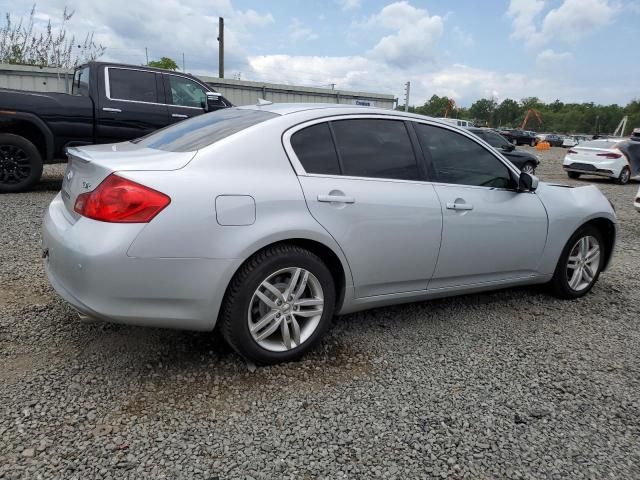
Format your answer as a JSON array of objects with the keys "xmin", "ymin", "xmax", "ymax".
[{"xmin": 536, "ymin": 181, "xmax": 616, "ymax": 222}]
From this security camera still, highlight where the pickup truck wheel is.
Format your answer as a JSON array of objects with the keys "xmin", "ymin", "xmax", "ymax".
[{"xmin": 0, "ymin": 134, "xmax": 43, "ymax": 193}]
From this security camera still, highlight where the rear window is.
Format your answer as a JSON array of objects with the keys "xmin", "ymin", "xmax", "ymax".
[
  {"xmin": 581, "ymin": 140, "xmax": 618, "ymax": 149},
  {"xmin": 134, "ymin": 108, "xmax": 278, "ymax": 152}
]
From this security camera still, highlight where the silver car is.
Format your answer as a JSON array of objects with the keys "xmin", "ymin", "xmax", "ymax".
[{"xmin": 43, "ymin": 104, "xmax": 617, "ymax": 364}]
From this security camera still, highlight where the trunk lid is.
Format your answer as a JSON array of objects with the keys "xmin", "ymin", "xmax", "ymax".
[{"xmin": 61, "ymin": 142, "xmax": 195, "ymax": 221}]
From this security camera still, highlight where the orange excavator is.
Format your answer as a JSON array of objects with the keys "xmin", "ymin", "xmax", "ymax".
[{"xmin": 521, "ymin": 108, "xmax": 542, "ymax": 129}]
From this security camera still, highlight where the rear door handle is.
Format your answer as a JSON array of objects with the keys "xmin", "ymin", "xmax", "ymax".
[
  {"xmin": 171, "ymin": 113, "xmax": 189, "ymax": 119},
  {"xmin": 446, "ymin": 202, "xmax": 473, "ymax": 211},
  {"xmin": 317, "ymin": 194, "xmax": 355, "ymax": 204},
  {"xmin": 102, "ymin": 107, "xmax": 121, "ymax": 113}
]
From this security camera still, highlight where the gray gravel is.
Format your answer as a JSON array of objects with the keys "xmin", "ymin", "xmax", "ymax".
[{"xmin": 1, "ymin": 150, "xmax": 640, "ymax": 479}]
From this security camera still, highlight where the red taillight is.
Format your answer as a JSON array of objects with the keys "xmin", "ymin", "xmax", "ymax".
[
  {"xmin": 74, "ymin": 174, "xmax": 170, "ymax": 223},
  {"xmin": 596, "ymin": 152, "xmax": 622, "ymax": 159},
  {"xmin": 567, "ymin": 149, "xmax": 578, "ymax": 154}
]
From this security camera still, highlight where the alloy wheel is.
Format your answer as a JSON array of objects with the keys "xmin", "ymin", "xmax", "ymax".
[
  {"xmin": 566, "ymin": 235, "xmax": 600, "ymax": 292},
  {"xmin": 522, "ymin": 163, "xmax": 535, "ymax": 175},
  {"xmin": 0, "ymin": 144, "xmax": 31, "ymax": 185},
  {"xmin": 247, "ymin": 267, "xmax": 324, "ymax": 352}
]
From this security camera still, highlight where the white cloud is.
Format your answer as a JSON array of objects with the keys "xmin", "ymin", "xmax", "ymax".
[
  {"xmin": 335, "ymin": 0, "xmax": 361, "ymax": 11},
  {"xmin": 289, "ymin": 19, "xmax": 319, "ymax": 42},
  {"xmin": 361, "ymin": 2, "xmax": 444, "ymax": 66},
  {"xmin": 452, "ymin": 26, "xmax": 474, "ymax": 47},
  {"xmin": 508, "ymin": 0, "xmax": 619, "ymax": 46},
  {"xmin": 536, "ymin": 49, "xmax": 573, "ymax": 69}
]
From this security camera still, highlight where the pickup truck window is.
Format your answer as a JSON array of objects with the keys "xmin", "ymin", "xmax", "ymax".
[
  {"xmin": 167, "ymin": 76, "xmax": 207, "ymax": 108},
  {"xmin": 108, "ymin": 68, "xmax": 159, "ymax": 103},
  {"xmin": 73, "ymin": 66, "xmax": 90, "ymax": 96},
  {"xmin": 133, "ymin": 108, "xmax": 278, "ymax": 152}
]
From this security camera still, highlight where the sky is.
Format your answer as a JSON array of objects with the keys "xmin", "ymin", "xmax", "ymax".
[{"xmin": 4, "ymin": 0, "xmax": 640, "ymax": 107}]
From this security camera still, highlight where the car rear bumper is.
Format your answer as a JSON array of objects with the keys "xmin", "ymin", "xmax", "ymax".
[{"xmin": 42, "ymin": 193, "xmax": 235, "ymax": 331}]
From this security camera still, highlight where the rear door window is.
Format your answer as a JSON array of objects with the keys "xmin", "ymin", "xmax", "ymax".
[
  {"xmin": 291, "ymin": 123, "xmax": 341, "ymax": 175},
  {"xmin": 331, "ymin": 119, "xmax": 421, "ymax": 181},
  {"xmin": 108, "ymin": 68, "xmax": 159, "ymax": 103}
]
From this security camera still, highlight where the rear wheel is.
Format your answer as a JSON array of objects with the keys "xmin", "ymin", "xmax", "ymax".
[
  {"xmin": 220, "ymin": 244, "xmax": 336, "ymax": 364},
  {"xmin": 567, "ymin": 171, "xmax": 581, "ymax": 179},
  {"xmin": 616, "ymin": 166, "xmax": 630, "ymax": 185},
  {"xmin": 549, "ymin": 225, "xmax": 604, "ymax": 299},
  {"xmin": 0, "ymin": 134, "xmax": 43, "ymax": 193}
]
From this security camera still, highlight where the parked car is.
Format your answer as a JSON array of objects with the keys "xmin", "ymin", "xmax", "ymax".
[
  {"xmin": 635, "ymin": 186, "xmax": 640, "ymax": 212},
  {"xmin": 466, "ymin": 127, "xmax": 539, "ymax": 173},
  {"xmin": 43, "ymin": 104, "xmax": 618, "ymax": 364},
  {"xmin": 562, "ymin": 136, "xmax": 578, "ymax": 148},
  {"xmin": 541, "ymin": 134, "xmax": 564, "ymax": 147},
  {"xmin": 563, "ymin": 138, "xmax": 640, "ymax": 184},
  {"xmin": 0, "ymin": 61, "xmax": 232, "ymax": 193},
  {"xmin": 500, "ymin": 128, "xmax": 537, "ymax": 146}
]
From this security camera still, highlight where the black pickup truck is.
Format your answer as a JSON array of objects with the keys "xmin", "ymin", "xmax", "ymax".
[{"xmin": 0, "ymin": 62, "xmax": 232, "ymax": 192}]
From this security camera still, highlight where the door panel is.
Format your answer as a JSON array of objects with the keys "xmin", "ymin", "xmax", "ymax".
[
  {"xmin": 430, "ymin": 184, "xmax": 548, "ymax": 289},
  {"xmin": 96, "ymin": 68, "xmax": 169, "ymax": 143},
  {"xmin": 299, "ymin": 176, "xmax": 443, "ymax": 298}
]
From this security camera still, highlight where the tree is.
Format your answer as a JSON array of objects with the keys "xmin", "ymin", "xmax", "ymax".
[
  {"xmin": 414, "ymin": 95, "xmax": 451, "ymax": 117},
  {"xmin": 495, "ymin": 99, "xmax": 521, "ymax": 127},
  {"xmin": 147, "ymin": 56, "xmax": 178, "ymax": 70},
  {"xmin": 0, "ymin": 4, "xmax": 105, "ymax": 68},
  {"xmin": 469, "ymin": 98, "xmax": 497, "ymax": 126}
]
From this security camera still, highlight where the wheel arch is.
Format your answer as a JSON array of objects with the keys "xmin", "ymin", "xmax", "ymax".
[
  {"xmin": 580, "ymin": 217, "xmax": 616, "ymax": 271},
  {"xmin": 0, "ymin": 113, "xmax": 54, "ymax": 161},
  {"xmin": 222, "ymin": 237, "xmax": 352, "ymax": 315}
]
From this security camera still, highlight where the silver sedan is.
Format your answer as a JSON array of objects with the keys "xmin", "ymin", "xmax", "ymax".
[{"xmin": 43, "ymin": 104, "xmax": 617, "ymax": 364}]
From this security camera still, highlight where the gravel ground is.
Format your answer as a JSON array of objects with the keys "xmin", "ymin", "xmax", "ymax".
[{"xmin": 1, "ymin": 148, "xmax": 639, "ymax": 479}]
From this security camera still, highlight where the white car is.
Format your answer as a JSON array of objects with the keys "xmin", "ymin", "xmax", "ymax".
[
  {"xmin": 563, "ymin": 139, "xmax": 636, "ymax": 184},
  {"xmin": 562, "ymin": 136, "xmax": 578, "ymax": 148}
]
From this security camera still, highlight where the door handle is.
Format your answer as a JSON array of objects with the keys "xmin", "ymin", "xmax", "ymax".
[
  {"xmin": 171, "ymin": 113, "xmax": 189, "ymax": 119},
  {"xmin": 102, "ymin": 107, "xmax": 121, "ymax": 113},
  {"xmin": 446, "ymin": 202, "xmax": 473, "ymax": 211},
  {"xmin": 317, "ymin": 194, "xmax": 355, "ymax": 204}
]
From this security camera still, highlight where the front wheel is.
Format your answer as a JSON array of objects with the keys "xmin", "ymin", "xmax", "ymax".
[
  {"xmin": 567, "ymin": 171, "xmax": 581, "ymax": 179},
  {"xmin": 219, "ymin": 244, "xmax": 336, "ymax": 364},
  {"xmin": 548, "ymin": 225, "xmax": 604, "ymax": 299},
  {"xmin": 0, "ymin": 133, "xmax": 43, "ymax": 193},
  {"xmin": 521, "ymin": 162, "xmax": 535, "ymax": 175},
  {"xmin": 616, "ymin": 166, "xmax": 630, "ymax": 185}
]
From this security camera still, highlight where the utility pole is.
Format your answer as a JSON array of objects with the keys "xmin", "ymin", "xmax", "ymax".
[
  {"xmin": 145, "ymin": 47, "xmax": 149, "ymax": 65},
  {"xmin": 218, "ymin": 17, "xmax": 224, "ymax": 78},
  {"xmin": 404, "ymin": 81, "xmax": 410, "ymax": 112}
]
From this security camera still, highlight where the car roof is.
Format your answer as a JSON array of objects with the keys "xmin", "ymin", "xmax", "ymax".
[{"xmin": 236, "ymin": 103, "xmax": 457, "ymax": 125}]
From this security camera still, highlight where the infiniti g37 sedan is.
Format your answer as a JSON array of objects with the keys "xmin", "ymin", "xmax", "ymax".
[{"xmin": 43, "ymin": 104, "xmax": 617, "ymax": 364}]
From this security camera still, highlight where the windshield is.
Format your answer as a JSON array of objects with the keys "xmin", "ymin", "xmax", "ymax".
[{"xmin": 133, "ymin": 108, "xmax": 278, "ymax": 152}]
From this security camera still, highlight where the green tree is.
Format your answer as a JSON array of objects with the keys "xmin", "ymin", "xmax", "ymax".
[
  {"xmin": 414, "ymin": 95, "xmax": 451, "ymax": 117},
  {"xmin": 0, "ymin": 4, "xmax": 105, "ymax": 67},
  {"xmin": 495, "ymin": 99, "xmax": 521, "ymax": 127},
  {"xmin": 469, "ymin": 98, "xmax": 497, "ymax": 126},
  {"xmin": 147, "ymin": 56, "xmax": 178, "ymax": 70}
]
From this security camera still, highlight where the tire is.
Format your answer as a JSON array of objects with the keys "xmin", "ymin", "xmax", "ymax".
[
  {"xmin": 511, "ymin": 138, "xmax": 517, "ymax": 146},
  {"xmin": 529, "ymin": 139, "xmax": 535, "ymax": 147},
  {"xmin": 567, "ymin": 171, "xmax": 581, "ymax": 179},
  {"xmin": 0, "ymin": 133, "xmax": 43, "ymax": 193},
  {"xmin": 521, "ymin": 162, "xmax": 535, "ymax": 175},
  {"xmin": 548, "ymin": 225, "xmax": 605, "ymax": 299},
  {"xmin": 219, "ymin": 244, "xmax": 336, "ymax": 364},
  {"xmin": 616, "ymin": 166, "xmax": 630, "ymax": 185}
]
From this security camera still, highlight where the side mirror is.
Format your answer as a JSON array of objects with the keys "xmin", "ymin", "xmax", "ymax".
[
  {"xmin": 203, "ymin": 92, "xmax": 221, "ymax": 112},
  {"xmin": 518, "ymin": 171, "xmax": 538, "ymax": 192}
]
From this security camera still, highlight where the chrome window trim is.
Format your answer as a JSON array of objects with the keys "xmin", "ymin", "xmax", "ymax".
[
  {"xmin": 282, "ymin": 113, "xmax": 522, "ymax": 188},
  {"xmin": 104, "ymin": 66, "xmax": 208, "ymax": 110}
]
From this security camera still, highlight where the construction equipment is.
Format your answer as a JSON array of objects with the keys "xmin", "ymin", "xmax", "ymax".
[
  {"xmin": 613, "ymin": 116, "xmax": 628, "ymax": 137},
  {"xmin": 521, "ymin": 109, "xmax": 542, "ymax": 129},
  {"xmin": 444, "ymin": 98, "xmax": 457, "ymax": 118}
]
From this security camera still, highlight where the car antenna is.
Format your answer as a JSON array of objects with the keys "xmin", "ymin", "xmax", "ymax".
[{"xmin": 256, "ymin": 98, "xmax": 273, "ymax": 106}]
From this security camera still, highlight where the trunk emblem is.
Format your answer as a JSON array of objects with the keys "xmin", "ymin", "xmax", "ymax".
[
  {"xmin": 66, "ymin": 170, "xmax": 74, "ymax": 181},
  {"xmin": 82, "ymin": 181, "xmax": 92, "ymax": 190}
]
